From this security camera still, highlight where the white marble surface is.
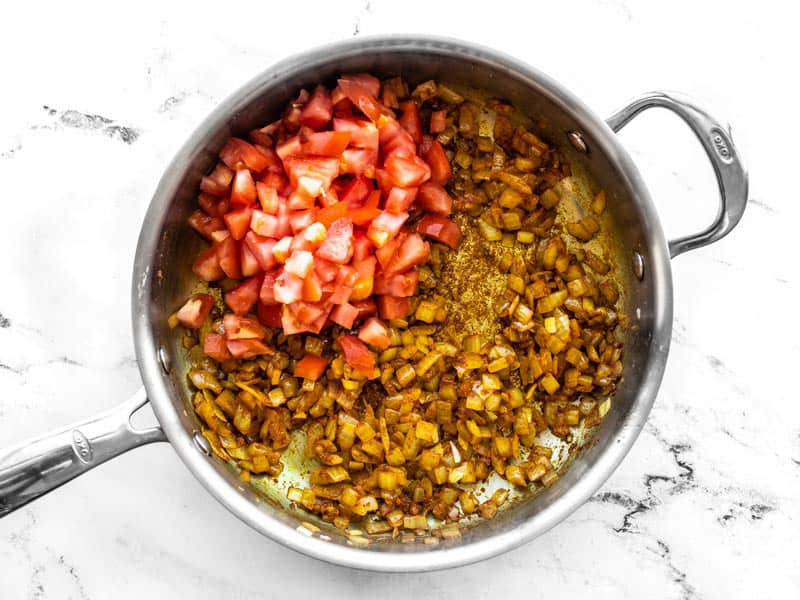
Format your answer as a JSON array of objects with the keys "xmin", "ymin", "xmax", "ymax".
[{"xmin": 1, "ymin": 1, "xmax": 797, "ymax": 597}]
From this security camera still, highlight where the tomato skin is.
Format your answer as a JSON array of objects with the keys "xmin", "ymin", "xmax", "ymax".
[
  {"xmin": 225, "ymin": 274, "xmax": 264, "ymax": 315},
  {"xmin": 416, "ymin": 215, "xmax": 463, "ymax": 250},
  {"xmin": 188, "ymin": 210, "xmax": 226, "ymax": 241},
  {"xmin": 329, "ymin": 265, "xmax": 357, "ymax": 304},
  {"xmin": 377, "ymin": 295, "xmax": 409, "ymax": 320},
  {"xmin": 330, "ymin": 302, "xmax": 359, "ymax": 329},
  {"xmin": 367, "ymin": 211, "xmax": 408, "ymax": 248},
  {"xmin": 244, "ymin": 231, "xmax": 279, "ymax": 270},
  {"xmin": 193, "ymin": 245, "xmax": 225, "ymax": 282},
  {"xmin": 338, "ymin": 75, "xmax": 384, "ymax": 122},
  {"xmin": 302, "ymin": 271, "xmax": 323, "ymax": 302},
  {"xmin": 358, "ymin": 317, "xmax": 391, "ymax": 350},
  {"xmin": 339, "ymin": 175, "xmax": 373, "ymax": 207},
  {"xmin": 374, "ymin": 168, "xmax": 393, "ymax": 195},
  {"xmin": 240, "ymin": 243, "xmax": 262, "ymax": 277},
  {"xmin": 216, "ymin": 237, "xmax": 243, "ymax": 279},
  {"xmin": 379, "ymin": 118, "xmax": 416, "ymax": 158},
  {"xmin": 337, "ymin": 334, "xmax": 375, "ymax": 377},
  {"xmin": 257, "ymin": 301, "xmax": 283, "ymax": 328},
  {"xmin": 276, "ymin": 136, "xmax": 302, "ymax": 161},
  {"xmin": 204, "ymin": 333, "xmax": 232, "ymax": 361},
  {"xmin": 385, "ymin": 187, "xmax": 418, "ymax": 214},
  {"xmin": 317, "ymin": 201, "xmax": 348, "ymax": 228},
  {"xmin": 316, "ymin": 217, "xmax": 353, "ymax": 264},
  {"xmin": 375, "ymin": 232, "xmax": 405, "ymax": 271},
  {"xmin": 220, "ymin": 138, "xmax": 271, "ymax": 172},
  {"xmin": 384, "ymin": 153, "xmax": 431, "ymax": 187},
  {"xmin": 352, "ymin": 230, "xmax": 373, "ymax": 261},
  {"xmin": 430, "ymin": 110, "xmax": 447, "ymax": 134},
  {"xmin": 398, "ymin": 100, "xmax": 422, "ymax": 144},
  {"xmin": 423, "ymin": 140, "xmax": 452, "ymax": 186},
  {"xmin": 176, "ymin": 293, "xmax": 215, "ymax": 328},
  {"xmin": 224, "ymin": 206, "xmax": 254, "ymax": 241},
  {"xmin": 230, "ymin": 168, "xmax": 257, "ymax": 206},
  {"xmin": 294, "ymin": 354, "xmax": 329, "ymax": 380},
  {"xmin": 227, "ymin": 338, "xmax": 273, "ymax": 359},
  {"xmin": 256, "ymin": 182, "xmax": 280, "ymax": 214},
  {"xmin": 373, "ymin": 269, "xmax": 419, "ymax": 297},
  {"xmin": 299, "ymin": 85, "xmax": 333, "ymax": 129},
  {"xmin": 223, "ymin": 314, "xmax": 265, "ymax": 340},
  {"xmin": 417, "ymin": 183, "xmax": 452, "ymax": 216},
  {"xmin": 339, "ymin": 73, "xmax": 380, "ymax": 98},
  {"xmin": 301, "ymin": 131, "xmax": 351, "ymax": 157}
]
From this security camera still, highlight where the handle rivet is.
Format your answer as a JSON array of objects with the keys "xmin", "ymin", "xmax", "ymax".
[
  {"xmin": 158, "ymin": 347, "xmax": 170, "ymax": 374},
  {"xmin": 567, "ymin": 131, "xmax": 588, "ymax": 153},
  {"xmin": 632, "ymin": 252, "xmax": 645, "ymax": 280},
  {"xmin": 192, "ymin": 431, "xmax": 211, "ymax": 455}
]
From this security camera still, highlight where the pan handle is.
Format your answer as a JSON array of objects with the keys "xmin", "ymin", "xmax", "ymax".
[
  {"xmin": 606, "ymin": 92, "xmax": 748, "ymax": 258},
  {"xmin": 0, "ymin": 387, "xmax": 166, "ymax": 517}
]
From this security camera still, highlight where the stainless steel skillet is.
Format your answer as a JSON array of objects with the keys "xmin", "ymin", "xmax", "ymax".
[{"xmin": 0, "ymin": 35, "xmax": 747, "ymax": 572}]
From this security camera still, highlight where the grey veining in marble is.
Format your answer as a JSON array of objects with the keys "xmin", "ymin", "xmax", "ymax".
[{"xmin": 1, "ymin": 0, "xmax": 798, "ymax": 598}]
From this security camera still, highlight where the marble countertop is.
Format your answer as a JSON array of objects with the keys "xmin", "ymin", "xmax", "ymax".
[{"xmin": 1, "ymin": 1, "xmax": 797, "ymax": 597}]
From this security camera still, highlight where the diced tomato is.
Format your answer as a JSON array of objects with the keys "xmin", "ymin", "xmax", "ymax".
[
  {"xmin": 299, "ymin": 85, "xmax": 334, "ymax": 129},
  {"xmin": 333, "ymin": 118, "xmax": 379, "ymax": 150},
  {"xmin": 302, "ymin": 271, "xmax": 323, "ymax": 302},
  {"xmin": 250, "ymin": 210, "xmax": 279, "ymax": 238},
  {"xmin": 317, "ymin": 201, "xmax": 348, "ymax": 228},
  {"xmin": 374, "ymin": 168, "xmax": 393, "ymax": 195},
  {"xmin": 314, "ymin": 257, "xmax": 338, "ymax": 283},
  {"xmin": 260, "ymin": 171, "xmax": 287, "ymax": 191},
  {"xmin": 385, "ymin": 187, "xmax": 418, "ymax": 214},
  {"xmin": 358, "ymin": 317, "xmax": 391, "ymax": 350},
  {"xmin": 192, "ymin": 245, "xmax": 225, "ymax": 281},
  {"xmin": 240, "ymin": 242, "xmax": 262, "ymax": 277},
  {"xmin": 330, "ymin": 302, "xmax": 359, "ymax": 329},
  {"xmin": 244, "ymin": 231, "xmax": 278, "ymax": 270},
  {"xmin": 249, "ymin": 127, "xmax": 273, "ymax": 148},
  {"xmin": 282, "ymin": 89, "xmax": 309, "ymax": 132},
  {"xmin": 289, "ymin": 210, "xmax": 316, "ymax": 234},
  {"xmin": 256, "ymin": 182, "xmax": 280, "ymax": 214},
  {"xmin": 294, "ymin": 354, "xmax": 329, "ymax": 380},
  {"xmin": 275, "ymin": 202, "xmax": 292, "ymax": 238},
  {"xmin": 384, "ymin": 152, "xmax": 431, "ymax": 187},
  {"xmin": 377, "ymin": 295, "xmax": 409, "ymax": 320},
  {"xmin": 351, "ymin": 298, "xmax": 377, "ymax": 321},
  {"xmin": 373, "ymin": 269, "xmax": 419, "ymax": 297},
  {"xmin": 283, "ymin": 156, "xmax": 339, "ymax": 198},
  {"xmin": 330, "ymin": 265, "xmax": 357, "ymax": 304},
  {"xmin": 350, "ymin": 256, "xmax": 376, "ymax": 301},
  {"xmin": 338, "ymin": 75, "xmax": 384, "ymax": 122},
  {"xmin": 227, "ymin": 338, "xmax": 273, "ymax": 359},
  {"xmin": 417, "ymin": 183, "xmax": 452, "ymax": 216},
  {"xmin": 423, "ymin": 140, "xmax": 452, "ymax": 186},
  {"xmin": 339, "ymin": 175, "xmax": 373, "ymax": 207},
  {"xmin": 301, "ymin": 131, "xmax": 351, "ymax": 157},
  {"xmin": 260, "ymin": 269, "xmax": 280, "ymax": 304},
  {"xmin": 417, "ymin": 214, "xmax": 463, "ymax": 250},
  {"xmin": 419, "ymin": 134, "xmax": 434, "ymax": 156},
  {"xmin": 198, "ymin": 193, "xmax": 228, "ymax": 218},
  {"xmin": 380, "ymin": 121, "xmax": 417, "ymax": 158},
  {"xmin": 200, "ymin": 163, "xmax": 234, "ymax": 197},
  {"xmin": 331, "ymin": 85, "xmax": 346, "ymax": 105},
  {"xmin": 219, "ymin": 138, "xmax": 271, "ymax": 172},
  {"xmin": 337, "ymin": 334, "xmax": 375, "ymax": 377},
  {"xmin": 288, "ymin": 190, "xmax": 315, "ymax": 211},
  {"xmin": 188, "ymin": 210, "xmax": 225, "ymax": 241},
  {"xmin": 210, "ymin": 230, "xmax": 230, "ymax": 243},
  {"xmin": 271, "ymin": 236, "xmax": 292, "ymax": 264},
  {"xmin": 375, "ymin": 232, "xmax": 405, "ymax": 271},
  {"xmin": 303, "ymin": 222, "xmax": 327, "ymax": 249},
  {"xmin": 285, "ymin": 250, "xmax": 314, "ymax": 278},
  {"xmin": 367, "ymin": 211, "xmax": 408, "ymax": 248},
  {"xmin": 430, "ymin": 110, "xmax": 447, "ymax": 134},
  {"xmin": 223, "ymin": 314, "xmax": 265, "ymax": 340},
  {"xmin": 176, "ymin": 294, "xmax": 215, "ymax": 328},
  {"xmin": 257, "ymin": 301, "xmax": 283, "ymax": 328},
  {"xmin": 276, "ymin": 136, "xmax": 302, "ymax": 161},
  {"xmin": 273, "ymin": 270, "xmax": 304, "ymax": 304},
  {"xmin": 225, "ymin": 274, "xmax": 264, "ymax": 315},
  {"xmin": 398, "ymin": 100, "xmax": 422, "ymax": 144},
  {"xmin": 316, "ymin": 217, "xmax": 353, "ymax": 263},
  {"xmin": 352, "ymin": 231, "xmax": 373, "ymax": 261},
  {"xmin": 224, "ymin": 206, "xmax": 254, "ymax": 241},
  {"xmin": 204, "ymin": 333, "xmax": 232, "ymax": 361},
  {"xmin": 340, "ymin": 148, "xmax": 378, "ymax": 177},
  {"xmin": 217, "ymin": 237, "xmax": 243, "ymax": 279},
  {"xmin": 230, "ymin": 168, "xmax": 257, "ymax": 206}
]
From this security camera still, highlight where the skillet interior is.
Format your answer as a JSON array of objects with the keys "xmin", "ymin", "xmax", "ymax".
[{"xmin": 134, "ymin": 37, "xmax": 671, "ymax": 567}]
